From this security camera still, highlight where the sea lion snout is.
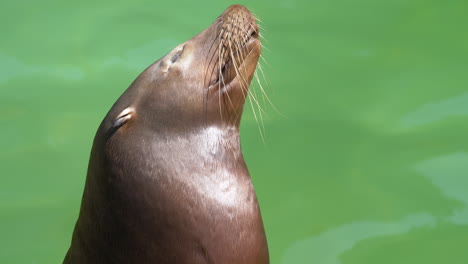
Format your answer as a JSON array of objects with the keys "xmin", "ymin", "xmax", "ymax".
[{"xmin": 219, "ymin": 4, "xmax": 259, "ymax": 34}]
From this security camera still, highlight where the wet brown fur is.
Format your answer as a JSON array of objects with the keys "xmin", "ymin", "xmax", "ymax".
[{"xmin": 64, "ymin": 5, "xmax": 269, "ymax": 264}]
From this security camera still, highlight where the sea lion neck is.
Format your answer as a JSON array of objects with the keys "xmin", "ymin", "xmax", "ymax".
[{"xmin": 154, "ymin": 125, "xmax": 243, "ymax": 160}]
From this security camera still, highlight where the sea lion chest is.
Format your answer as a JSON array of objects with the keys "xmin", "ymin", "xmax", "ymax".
[{"xmin": 77, "ymin": 125, "xmax": 268, "ymax": 263}]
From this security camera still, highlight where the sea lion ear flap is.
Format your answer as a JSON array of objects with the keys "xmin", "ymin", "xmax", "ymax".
[{"xmin": 112, "ymin": 107, "xmax": 135, "ymax": 129}]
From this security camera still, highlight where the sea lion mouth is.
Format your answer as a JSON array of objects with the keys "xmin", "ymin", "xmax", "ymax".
[
  {"xmin": 208, "ymin": 42, "xmax": 259, "ymax": 95},
  {"xmin": 213, "ymin": 37, "xmax": 259, "ymax": 87},
  {"xmin": 206, "ymin": 5, "xmax": 261, "ymax": 93}
]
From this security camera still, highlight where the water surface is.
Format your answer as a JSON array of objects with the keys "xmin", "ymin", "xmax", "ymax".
[{"xmin": 1, "ymin": 0, "xmax": 467, "ymax": 263}]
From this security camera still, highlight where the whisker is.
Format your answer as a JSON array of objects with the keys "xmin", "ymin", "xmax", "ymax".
[
  {"xmin": 223, "ymin": 40, "xmax": 236, "ymax": 118},
  {"xmin": 251, "ymin": 83, "xmax": 267, "ymax": 141},
  {"xmin": 202, "ymin": 9, "xmax": 274, "ymax": 139},
  {"xmin": 232, "ymin": 22, "xmax": 271, "ymax": 140},
  {"xmin": 259, "ymin": 54, "xmax": 271, "ymax": 68},
  {"xmin": 217, "ymin": 38, "xmax": 225, "ymax": 121},
  {"xmin": 235, "ymin": 40, "xmax": 268, "ymax": 140}
]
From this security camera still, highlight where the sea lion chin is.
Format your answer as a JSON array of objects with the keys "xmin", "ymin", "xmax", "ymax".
[{"xmin": 64, "ymin": 4, "xmax": 268, "ymax": 264}]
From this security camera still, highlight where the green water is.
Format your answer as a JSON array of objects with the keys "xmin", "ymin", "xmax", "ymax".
[{"xmin": 2, "ymin": 0, "xmax": 468, "ymax": 263}]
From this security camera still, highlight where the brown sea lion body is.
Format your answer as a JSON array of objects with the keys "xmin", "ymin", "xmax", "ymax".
[{"xmin": 64, "ymin": 5, "xmax": 268, "ymax": 264}]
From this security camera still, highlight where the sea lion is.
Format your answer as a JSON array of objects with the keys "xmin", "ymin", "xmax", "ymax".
[{"xmin": 63, "ymin": 4, "xmax": 268, "ymax": 264}]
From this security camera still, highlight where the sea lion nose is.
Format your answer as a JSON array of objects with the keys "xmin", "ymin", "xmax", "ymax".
[
  {"xmin": 220, "ymin": 4, "xmax": 258, "ymax": 29},
  {"xmin": 219, "ymin": 5, "xmax": 259, "ymax": 41},
  {"xmin": 222, "ymin": 4, "xmax": 251, "ymax": 16}
]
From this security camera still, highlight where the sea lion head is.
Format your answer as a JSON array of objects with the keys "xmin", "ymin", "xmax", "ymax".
[{"xmin": 117, "ymin": 5, "xmax": 261, "ymax": 132}]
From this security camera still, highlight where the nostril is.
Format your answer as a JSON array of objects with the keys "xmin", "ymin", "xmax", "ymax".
[{"xmin": 250, "ymin": 30, "xmax": 258, "ymax": 38}]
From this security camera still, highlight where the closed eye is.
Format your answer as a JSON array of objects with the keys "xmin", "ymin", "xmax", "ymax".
[{"xmin": 112, "ymin": 107, "xmax": 134, "ymax": 129}]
